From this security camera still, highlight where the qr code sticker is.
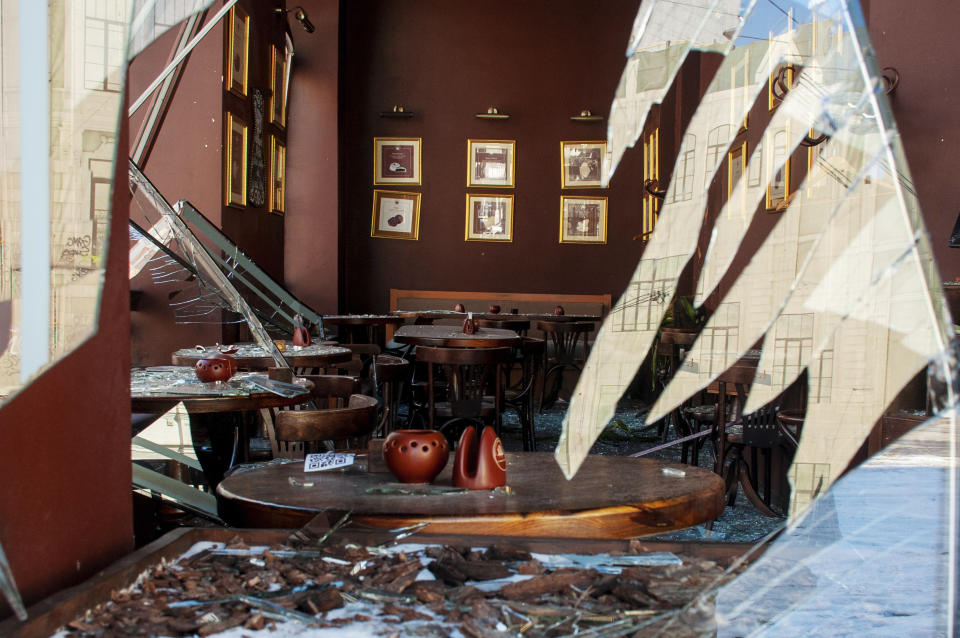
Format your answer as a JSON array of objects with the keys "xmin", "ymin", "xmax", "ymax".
[{"xmin": 304, "ymin": 452, "xmax": 355, "ymax": 472}]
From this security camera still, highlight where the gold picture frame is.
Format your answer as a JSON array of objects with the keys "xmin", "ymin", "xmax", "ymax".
[
  {"xmin": 269, "ymin": 135, "xmax": 286, "ymax": 214},
  {"xmin": 465, "ymin": 194, "xmax": 513, "ymax": 242},
  {"xmin": 467, "ymin": 139, "xmax": 515, "ymax": 188},
  {"xmin": 560, "ymin": 196, "xmax": 607, "ymax": 244},
  {"xmin": 269, "ymin": 44, "xmax": 287, "ymax": 127},
  {"xmin": 226, "ymin": 5, "xmax": 249, "ymax": 97},
  {"xmin": 224, "ymin": 112, "xmax": 247, "ymax": 207},
  {"xmin": 371, "ymin": 190, "xmax": 421, "ymax": 240},
  {"xmin": 560, "ymin": 141, "xmax": 606, "ymax": 188},
  {"xmin": 374, "ymin": 137, "xmax": 422, "ymax": 185}
]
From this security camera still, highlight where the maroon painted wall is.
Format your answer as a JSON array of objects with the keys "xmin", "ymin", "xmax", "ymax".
[
  {"xmin": 128, "ymin": 12, "xmax": 224, "ymax": 365},
  {"xmin": 336, "ymin": 0, "xmax": 644, "ymax": 313},
  {"xmin": 285, "ymin": 0, "xmax": 340, "ymax": 314},
  {"xmin": 129, "ymin": 1, "xmax": 293, "ymax": 365},
  {"xmin": 0, "ymin": 108, "xmax": 132, "ymax": 617},
  {"xmin": 866, "ymin": 0, "xmax": 960, "ymax": 283}
]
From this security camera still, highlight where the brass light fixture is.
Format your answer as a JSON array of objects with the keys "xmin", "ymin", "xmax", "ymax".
[
  {"xmin": 475, "ymin": 106, "xmax": 510, "ymax": 120},
  {"xmin": 274, "ymin": 6, "xmax": 315, "ymax": 33}
]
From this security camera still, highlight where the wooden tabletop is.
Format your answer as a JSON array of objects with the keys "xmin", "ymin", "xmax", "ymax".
[
  {"xmin": 217, "ymin": 452, "xmax": 725, "ymax": 538},
  {"xmin": 172, "ymin": 343, "xmax": 353, "ymax": 369},
  {"xmin": 323, "ymin": 314, "xmax": 406, "ymax": 325},
  {"xmin": 393, "ymin": 324, "xmax": 521, "ymax": 348},
  {"xmin": 131, "ymin": 368, "xmax": 314, "ymax": 414}
]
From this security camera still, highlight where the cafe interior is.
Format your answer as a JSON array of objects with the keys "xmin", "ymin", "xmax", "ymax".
[{"xmin": 2, "ymin": 0, "xmax": 960, "ymax": 634}]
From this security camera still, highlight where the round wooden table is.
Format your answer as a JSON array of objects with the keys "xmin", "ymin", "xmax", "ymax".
[
  {"xmin": 217, "ymin": 452, "xmax": 725, "ymax": 538},
  {"xmin": 323, "ymin": 314, "xmax": 406, "ymax": 346},
  {"xmin": 393, "ymin": 324, "xmax": 520, "ymax": 348},
  {"xmin": 131, "ymin": 367, "xmax": 315, "ymax": 487},
  {"xmin": 172, "ymin": 343, "xmax": 353, "ymax": 370}
]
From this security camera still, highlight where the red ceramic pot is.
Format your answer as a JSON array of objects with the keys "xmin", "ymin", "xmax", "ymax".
[
  {"xmin": 553, "ymin": 305, "xmax": 565, "ymax": 316},
  {"xmin": 195, "ymin": 353, "xmax": 237, "ymax": 383},
  {"xmin": 462, "ymin": 317, "xmax": 478, "ymax": 334},
  {"xmin": 452, "ymin": 426, "xmax": 506, "ymax": 490},
  {"xmin": 293, "ymin": 326, "xmax": 311, "ymax": 347},
  {"xmin": 488, "ymin": 304, "xmax": 501, "ymax": 314},
  {"xmin": 383, "ymin": 430, "xmax": 449, "ymax": 483},
  {"xmin": 453, "ymin": 303, "xmax": 465, "ymax": 313}
]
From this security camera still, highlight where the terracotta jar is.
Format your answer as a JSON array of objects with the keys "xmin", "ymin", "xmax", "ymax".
[
  {"xmin": 383, "ymin": 430, "xmax": 449, "ymax": 483},
  {"xmin": 453, "ymin": 303, "xmax": 465, "ymax": 313},
  {"xmin": 488, "ymin": 304, "xmax": 501, "ymax": 314},
  {"xmin": 292, "ymin": 326, "xmax": 311, "ymax": 347},
  {"xmin": 553, "ymin": 305, "xmax": 565, "ymax": 316},
  {"xmin": 195, "ymin": 353, "xmax": 237, "ymax": 383},
  {"xmin": 452, "ymin": 426, "xmax": 506, "ymax": 490}
]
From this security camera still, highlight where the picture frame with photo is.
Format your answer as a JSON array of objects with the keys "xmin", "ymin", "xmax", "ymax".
[
  {"xmin": 560, "ymin": 196, "xmax": 607, "ymax": 244},
  {"xmin": 467, "ymin": 139, "xmax": 515, "ymax": 188},
  {"xmin": 374, "ymin": 137, "xmax": 422, "ymax": 185},
  {"xmin": 371, "ymin": 190, "xmax": 421, "ymax": 240},
  {"xmin": 226, "ymin": 5, "xmax": 249, "ymax": 97},
  {"xmin": 465, "ymin": 194, "xmax": 513, "ymax": 242},
  {"xmin": 224, "ymin": 112, "xmax": 247, "ymax": 207},
  {"xmin": 269, "ymin": 135, "xmax": 286, "ymax": 214},
  {"xmin": 269, "ymin": 44, "xmax": 287, "ymax": 127},
  {"xmin": 561, "ymin": 141, "xmax": 606, "ymax": 188}
]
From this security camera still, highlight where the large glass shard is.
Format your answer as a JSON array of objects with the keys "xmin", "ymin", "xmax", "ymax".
[
  {"xmin": 557, "ymin": 0, "xmax": 957, "ymax": 530},
  {"xmin": 716, "ymin": 409, "xmax": 957, "ymax": 635},
  {"xmin": 129, "ymin": 162, "xmax": 289, "ymax": 368},
  {"xmin": 0, "ymin": 2, "xmax": 129, "ymax": 405}
]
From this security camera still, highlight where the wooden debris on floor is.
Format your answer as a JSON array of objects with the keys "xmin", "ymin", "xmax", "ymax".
[{"xmin": 59, "ymin": 536, "xmax": 749, "ymax": 637}]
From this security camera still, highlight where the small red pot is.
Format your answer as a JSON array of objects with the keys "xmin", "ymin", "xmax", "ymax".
[
  {"xmin": 553, "ymin": 305, "xmax": 565, "ymax": 316},
  {"xmin": 195, "ymin": 353, "xmax": 237, "ymax": 383},
  {"xmin": 488, "ymin": 304, "xmax": 501, "ymax": 314},
  {"xmin": 293, "ymin": 326, "xmax": 311, "ymax": 347},
  {"xmin": 383, "ymin": 430, "xmax": 449, "ymax": 483},
  {"xmin": 453, "ymin": 303, "xmax": 465, "ymax": 313}
]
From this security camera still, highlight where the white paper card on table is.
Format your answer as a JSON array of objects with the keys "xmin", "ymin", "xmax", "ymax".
[{"xmin": 304, "ymin": 452, "xmax": 354, "ymax": 472}]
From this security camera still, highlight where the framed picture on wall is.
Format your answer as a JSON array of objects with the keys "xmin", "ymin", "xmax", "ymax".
[
  {"xmin": 560, "ymin": 141, "xmax": 606, "ymax": 188},
  {"xmin": 226, "ymin": 5, "xmax": 249, "ymax": 97},
  {"xmin": 374, "ymin": 137, "xmax": 422, "ymax": 185},
  {"xmin": 560, "ymin": 196, "xmax": 607, "ymax": 244},
  {"xmin": 467, "ymin": 139, "xmax": 515, "ymax": 187},
  {"xmin": 371, "ymin": 190, "xmax": 421, "ymax": 240},
  {"xmin": 465, "ymin": 194, "xmax": 513, "ymax": 242},
  {"xmin": 269, "ymin": 135, "xmax": 286, "ymax": 214},
  {"xmin": 269, "ymin": 44, "xmax": 287, "ymax": 127},
  {"xmin": 224, "ymin": 112, "xmax": 247, "ymax": 207}
]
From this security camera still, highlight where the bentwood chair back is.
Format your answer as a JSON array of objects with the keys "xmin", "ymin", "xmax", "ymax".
[
  {"xmin": 273, "ymin": 393, "xmax": 378, "ymax": 458},
  {"xmin": 505, "ymin": 337, "xmax": 545, "ymax": 450},
  {"xmin": 535, "ymin": 320, "xmax": 594, "ymax": 409},
  {"xmin": 372, "ymin": 354, "xmax": 410, "ymax": 436},
  {"xmin": 415, "ymin": 346, "xmax": 513, "ymax": 437}
]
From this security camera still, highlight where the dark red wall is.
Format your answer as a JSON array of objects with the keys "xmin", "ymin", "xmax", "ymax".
[
  {"xmin": 0, "ymin": 108, "xmax": 132, "ymax": 617},
  {"xmin": 285, "ymin": 0, "xmax": 340, "ymax": 314},
  {"xmin": 336, "ymin": 0, "xmax": 644, "ymax": 313},
  {"xmin": 866, "ymin": 1, "xmax": 960, "ymax": 282}
]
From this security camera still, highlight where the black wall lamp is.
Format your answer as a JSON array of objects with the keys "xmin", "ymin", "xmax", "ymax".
[{"xmin": 274, "ymin": 6, "xmax": 315, "ymax": 33}]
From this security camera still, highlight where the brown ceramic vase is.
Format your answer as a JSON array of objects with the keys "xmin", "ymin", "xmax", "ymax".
[
  {"xmin": 488, "ymin": 304, "xmax": 501, "ymax": 314},
  {"xmin": 383, "ymin": 430, "xmax": 449, "ymax": 483},
  {"xmin": 195, "ymin": 353, "xmax": 237, "ymax": 383},
  {"xmin": 452, "ymin": 426, "xmax": 507, "ymax": 490}
]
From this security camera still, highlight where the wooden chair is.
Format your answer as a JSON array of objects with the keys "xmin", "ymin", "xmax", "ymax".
[
  {"xmin": 536, "ymin": 320, "xmax": 594, "ymax": 409},
  {"xmin": 505, "ymin": 337, "xmax": 545, "ymax": 451},
  {"xmin": 415, "ymin": 346, "xmax": 513, "ymax": 438},
  {"xmin": 273, "ymin": 394, "xmax": 378, "ymax": 458},
  {"xmin": 372, "ymin": 354, "xmax": 410, "ymax": 436}
]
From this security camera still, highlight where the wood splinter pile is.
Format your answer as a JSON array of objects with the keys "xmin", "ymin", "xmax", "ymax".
[{"xmin": 62, "ymin": 536, "xmax": 742, "ymax": 637}]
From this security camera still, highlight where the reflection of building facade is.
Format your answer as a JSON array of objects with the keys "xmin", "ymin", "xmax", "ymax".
[{"xmin": 0, "ymin": 0, "xmax": 126, "ymax": 394}]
